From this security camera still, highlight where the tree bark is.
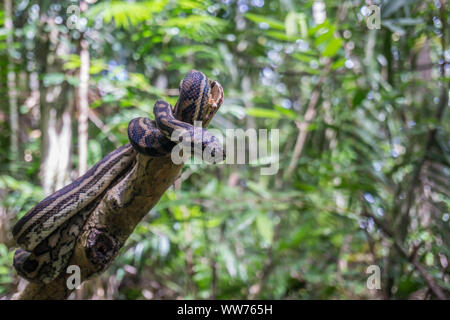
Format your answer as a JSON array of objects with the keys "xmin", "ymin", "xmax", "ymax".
[
  {"xmin": 13, "ymin": 146, "xmax": 184, "ymax": 299},
  {"xmin": 37, "ymin": 16, "xmax": 74, "ymax": 196}
]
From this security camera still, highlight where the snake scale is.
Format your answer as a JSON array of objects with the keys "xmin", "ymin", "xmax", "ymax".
[{"xmin": 12, "ymin": 70, "xmax": 224, "ymax": 283}]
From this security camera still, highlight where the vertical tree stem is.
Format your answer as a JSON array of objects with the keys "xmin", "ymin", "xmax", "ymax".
[
  {"xmin": 78, "ymin": 38, "xmax": 90, "ymax": 175},
  {"xmin": 5, "ymin": 0, "xmax": 19, "ymax": 161}
]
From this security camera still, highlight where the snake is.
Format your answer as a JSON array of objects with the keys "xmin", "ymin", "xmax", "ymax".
[{"xmin": 12, "ymin": 70, "xmax": 224, "ymax": 283}]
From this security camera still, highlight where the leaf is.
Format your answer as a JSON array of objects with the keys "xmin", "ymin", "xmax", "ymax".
[
  {"xmin": 164, "ymin": 15, "xmax": 226, "ymax": 41},
  {"xmin": 394, "ymin": 18, "xmax": 424, "ymax": 25},
  {"xmin": 352, "ymin": 89, "xmax": 369, "ymax": 108},
  {"xmin": 256, "ymin": 213, "xmax": 274, "ymax": 244},
  {"xmin": 265, "ymin": 30, "xmax": 298, "ymax": 42},
  {"xmin": 247, "ymin": 108, "xmax": 282, "ymax": 119},
  {"xmin": 63, "ymin": 54, "xmax": 81, "ymax": 70},
  {"xmin": 273, "ymin": 105, "xmax": 297, "ymax": 119},
  {"xmin": 245, "ymin": 13, "xmax": 285, "ymax": 30},
  {"xmin": 289, "ymin": 224, "xmax": 313, "ymax": 248},
  {"xmin": 308, "ymin": 19, "xmax": 330, "ymax": 37},
  {"xmin": 285, "ymin": 12, "xmax": 308, "ymax": 37},
  {"xmin": 247, "ymin": 181, "xmax": 271, "ymax": 199},
  {"xmin": 331, "ymin": 58, "xmax": 346, "ymax": 70},
  {"xmin": 382, "ymin": 21, "xmax": 406, "ymax": 36},
  {"xmin": 322, "ymin": 38, "xmax": 342, "ymax": 57},
  {"xmin": 87, "ymin": 0, "xmax": 167, "ymax": 29},
  {"xmin": 219, "ymin": 245, "xmax": 237, "ymax": 277},
  {"xmin": 382, "ymin": 0, "xmax": 419, "ymax": 18},
  {"xmin": 314, "ymin": 25, "xmax": 336, "ymax": 45},
  {"xmin": 90, "ymin": 59, "xmax": 107, "ymax": 74},
  {"xmin": 292, "ymin": 52, "xmax": 318, "ymax": 63}
]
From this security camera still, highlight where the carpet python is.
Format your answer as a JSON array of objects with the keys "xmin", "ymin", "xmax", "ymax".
[{"xmin": 12, "ymin": 70, "xmax": 224, "ymax": 283}]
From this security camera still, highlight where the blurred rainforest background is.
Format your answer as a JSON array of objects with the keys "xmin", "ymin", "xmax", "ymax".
[{"xmin": 0, "ymin": 0, "xmax": 449, "ymax": 299}]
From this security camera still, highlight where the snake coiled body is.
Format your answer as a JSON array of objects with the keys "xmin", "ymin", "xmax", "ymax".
[{"xmin": 12, "ymin": 70, "xmax": 224, "ymax": 283}]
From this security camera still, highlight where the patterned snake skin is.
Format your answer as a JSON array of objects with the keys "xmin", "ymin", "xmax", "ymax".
[{"xmin": 12, "ymin": 70, "xmax": 224, "ymax": 283}]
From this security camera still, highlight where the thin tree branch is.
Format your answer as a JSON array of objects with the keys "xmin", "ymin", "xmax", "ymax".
[
  {"xmin": 248, "ymin": 218, "xmax": 281, "ymax": 299},
  {"xmin": 395, "ymin": 0, "xmax": 448, "ymax": 231},
  {"xmin": 286, "ymin": 63, "xmax": 330, "ymax": 176},
  {"xmin": 88, "ymin": 109, "xmax": 120, "ymax": 146}
]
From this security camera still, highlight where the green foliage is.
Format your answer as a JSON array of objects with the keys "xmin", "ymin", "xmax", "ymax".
[
  {"xmin": 86, "ymin": 0, "xmax": 167, "ymax": 29},
  {"xmin": 0, "ymin": 244, "xmax": 14, "ymax": 296},
  {"xmin": 0, "ymin": 175, "xmax": 43, "ymax": 219},
  {"xmin": 0, "ymin": 0, "xmax": 448, "ymax": 300}
]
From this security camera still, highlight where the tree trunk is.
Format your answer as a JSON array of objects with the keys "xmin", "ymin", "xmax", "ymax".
[
  {"xmin": 77, "ymin": 39, "xmax": 90, "ymax": 176},
  {"xmin": 5, "ymin": 0, "xmax": 19, "ymax": 161},
  {"xmin": 37, "ymin": 17, "xmax": 74, "ymax": 196}
]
